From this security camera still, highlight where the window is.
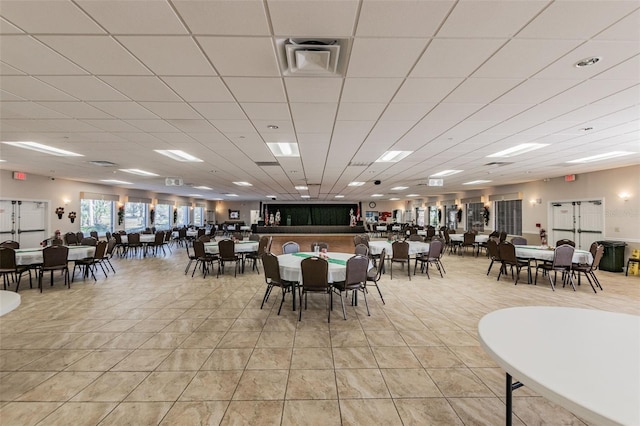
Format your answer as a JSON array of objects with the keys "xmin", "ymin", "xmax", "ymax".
[
  {"xmin": 155, "ymin": 204, "xmax": 171, "ymax": 229},
  {"xmin": 176, "ymin": 205, "xmax": 189, "ymax": 227},
  {"xmin": 495, "ymin": 199, "xmax": 522, "ymax": 235},
  {"xmin": 466, "ymin": 202, "xmax": 484, "ymax": 233},
  {"xmin": 428, "ymin": 206, "xmax": 439, "ymax": 227},
  {"xmin": 125, "ymin": 202, "xmax": 148, "ymax": 233},
  {"xmin": 193, "ymin": 207, "xmax": 204, "ymax": 226},
  {"xmin": 80, "ymin": 199, "xmax": 114, "ymax": 236}
]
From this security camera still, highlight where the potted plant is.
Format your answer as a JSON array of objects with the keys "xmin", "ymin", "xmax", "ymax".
[
  {"xmin": 482, "ymin": 206, "xmax": 490, "ymax": 225},
  {"xmin": 55, "ymin": 207, "xmax": 64, "ymax": 219},
  {"xmin": 118, "ymin": 206, "xmax": 124, "ymax": 225},
  {"xmin": 68, "ymin": 211, "xmax": 76, "ymax": 223},
  {"xmin": 149, "ymin": 208, "xmax": 155, "ymax": 225}
]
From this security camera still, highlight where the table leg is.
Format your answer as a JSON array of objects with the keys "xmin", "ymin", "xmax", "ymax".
[{"xmin": 506, "ymin": 373, "xmax": 524, "ymax": 426}]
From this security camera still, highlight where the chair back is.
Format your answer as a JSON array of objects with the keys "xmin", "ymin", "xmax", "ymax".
[
  {"xmin": 463, "ymin": 232, "xmax": 476, "ymax": 244},
  {"xmin": 498, "ymin": 242, "xmax": 517, "ymax": 264},
  {"xmin": 232, "ymin": 232, "xmax": 243, "ymax": 241},
  {"xmin": 391, "ymin": 241, "xmax": 409, "ymax": 261},
  {"xmin": 42, "ymin": 245, "xmax": 69, "ymax": 268},
  {"xmin": 52, "ymin": 238, "xmax": 64, "ymax": 246},
  {"xmin": 590, "ymin": 245, "xmax": 604, "ymax": 270},
  {"xmin": 127, "ymin": 233, "xmax": 140, "ymax": 244},
  {"xmin": 197, "ymin": 235, "xmax": 211, "ymax": 242},
  {"xmin": 499, "ymin": 231, "xmax": 507, "ymax": 242},
  {"xmin": 76, "ymin": 231, "xmax": 84, "ymax": 241},
  {"xmin": 64, "ymin": 232, "xmax": 78, "ymax": 245},
  {"xmin": 113, "ymin": 233, "xmax": 123, "ymax": 244},
  {"xmin": 408, "ymin": 234, "xmax": 423, "ymax": 241},
  {"xmin": 178, "ymin": 228, "xmax": 187, "ymax": 239},
  {"xmin": 106, "ymin": 238, "xmax": 116, "ymax": 256},
  {"xmin": 90, "ymin": 231, "xmax": 99, "ymax": 239},
  {"xmin": 193, "ymin": 240, "xmax": 206, "ymax": 258},
  {"xmin": 282, "ymin": 241, "xmax": 300, "ymax": 254},
  {"xmin": 553, "ymin": 244, "xmax": 575, "ymax": 268},
  {"xmin": 262, "ymin": 252, "xmax": 282, "ymax": 284},
  {"xmin": 426, "ymin": 227, "xmax": 436, "ymax": 238},
  {"xmin": 0, "ymin": 247, "xmax": 17, "ymax": 270},
  {"xmin": 510, "ymin": 237, "xmax": 527, "ymax": 245},
  {"xmin": 343, "ymin": 255, "xmax": 369, "ymax": 289},
  {"xmin": 94, "ymin": 240, "xmax": 107, "ymax": 259},
  {"xmin": 489, "ymin": 231, "xmax": 500, "ymax": 238},
  {"xmin": 164, "ymin": 231, "xmax": 172, "ymax": 242},
  {"xmin": 556, "ymin": 239, "xmax": 575, "ymax": 247},
  {"xmin": 428, "ymin": 240, "xmax": 443, "ymax": 259},
  {"xmin": 197, "ymin": 228, "xmax": 206, "ymax": 238},
  {"xmin": 588, "ymin": 242, "xmax": 598, "ymax": 259},
  {"xmin": 487, "ymin": 239, "xmax": 500, "ymax": 260},
  {"xmin": 0, "ymin": 240, "xmax": 19, "ymax": 249},
  {"xmin": 81, "ymin": 237, "xmax": 97, "ymax": 246},
  {"xmin": 443, "ymin": 231, "xmax": 451, "ymax": 244},
  {"xmin": 249, "ymin": 234, "xmax": 261, "ymax": 241},
  {"xmin": 301, "ymin": 256, "xmax": 329, "ymax": 291},
  {"xmin": 368, "ymin": 248, "xmax": 386, "ymax": 282},
  {"xmin": 310, "ymin": 242, "xmax": 329, "ymax": 252},
  {"xmin": 155, "ymin": 232, "xmax": 165, "ymax": 244},
  {"xmin": 218, "ymin": 239, "xmax": 236, "ymax": 260},
  {"xmin": 257, "ymin": 235, "xmax": 269, "ymax": 255},
  {"xmin": 354, "ymin": 243, "xmax": 369, "ymax": 256},
  {"xmin": 353, "ymin": 235, "xmax": 364, "ymax": 246}
]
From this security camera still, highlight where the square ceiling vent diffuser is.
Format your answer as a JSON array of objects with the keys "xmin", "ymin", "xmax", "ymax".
[{"xmin": 278, "ymin": 38, "xmax": 347, "ymax": 76}]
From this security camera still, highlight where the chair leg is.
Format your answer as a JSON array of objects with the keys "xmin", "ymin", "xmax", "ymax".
[
  {"xmin": 260, "ymin": 284, "xmax": 273, "ymax": 309},
  {"xmin": 361, "ymin": 288, "xmax": 370, "ymax": 316},
  {"xmin": 277, "ymin": 286, "xmax": 286, "ymax": 315}
]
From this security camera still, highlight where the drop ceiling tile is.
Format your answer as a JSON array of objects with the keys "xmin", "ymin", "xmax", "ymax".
[
  {"xmin": 0, "ymin": 90, "xmax": 24, "ymax": 101},
  {"xmin": 36, "ymin": 101, "xmax": 114, "ymax": 119},
  {"xmin": 117, "ymin": 36, "xmax": 215, "ymax": 76},
  {"xmin": 596, "ymin": 9, "xmax": 640, "ymax": 41},
  {"xmin": 394, "ymin": 78, "xmax": 462, "ymax": 103},
  {"xmin": 223, "ymin": 77, "xmax": 286, "ymax": 102},
  {"xmin": 190, "ymin": 102, "xmax": 246, "ymax": 120},
  {"xmin": 99, "ymin": 76, "xmax": 181, "ymax": 102},
  {"xmin": 423, "ymin": 103, "xmax": 486, "ymax": 122},
  {"xmin": 165, "ymin": 119, "xmax": 219, "ymax": 134},
  {"xmin": 543, "ymin": 79, "xmax": 637, "ymax": 107},
  {"xmin": 411, "ymin": 38, "xmax": 505, "ymax": 78},
  {"xmin": 209, "ymin": 119, "xmax": 255, "ymax": 133},
  {"xmin": 438, "ymin": 1, "xmax": 548, "ymax": 38},
  {"xmin": 284, "ymin": 78, "xmax": 343, "ymax": 102},
  {"xmin": 81, "ymin": 119, "xmax": 142, "ymax": 132},
  {"xmin": 294, "ymin": 119, "xmax": 336, "ymax": 134},
  {"xmin": 0, "ymin": 62, "xmax": 25, "ymax": 75},
  {"xmin": 468, "ymin": 103, "xmax": 533, "ymax": 122},
  {"xmin": 473, "ymin": 39, "xmax": 581, "ymax": 79},
  {"xmin": 336, "ymin": 103, "xmax": 386, "ymax": 121},
  {"xmin": 0, "ymin": 1, "xmax": 104, "ymax": 34},
  {"xmin": 76, "ymin": 0, "xmax": 187, "ymax": 34},
  {"xmin": 37, "ymin": 76, "xmax": 129, "ymax": 101},
  {"xmin": 253, "ymin": 120, "xmax": 295, "ymax": 136},
  {"xmin": 444, "ymin": 78, "xmax": 523, "ymax": 103},
  {"xmin": 37, "ymin": 36, "xmax": 151, "ymax": 75},
  {"xmin": 518, "ymin": 1, "xmax": 639, "ymax": 39},
  {"xmin": 197, "ymin": 36, "xmax": 280, "ymax": 77},
  {"xmin": 535, "ymin": 40, "xmax": 640, "ymax": 80},
  {"xmin": 290, "ymin": 103, "xmax": 337, "ymax": 122},
  {"xmin": 267, "ymin": 0, "xmax": 358, "ymax": 37},
  {"xmin": 0, "ymin": 101, "xmax": 68, "ymax": 119},
  {"xmin": 0, "ymin": 17, "xmax": 24, "ymax": 34},
  {"xmin": 379, "ymin": 103, "xmax": 436, "ymax": 122},
  {"xmin": 149, "ymin": 132, "xmax": 196, "ymax": 144},
  {"xmin": 241, "ymin": 103, "xmax": 290, "ymax": 121},
  {"xmin": 347, "ymin": 38, "xmax": 428, "ymax": 77},
  {"xmin": 139, "ymin": 102, "xmax": 201, "ymax": 120},
  {"xmin": 593, "ymin": 54, "xmax": 640, "ymax": 80},
  {"xmin": 0, "ymin": 36, "xmax": 89, "ymax": 75},
  {"xmin": 125, "ymin": 119, "xmax": 180, "ymax": 133},
  {"xmin": 341, "ymin": 78, "xmax": 403, "ymax": 103},
  {"xmin": 88, "ymin": 102, "xmax": 158, "ymax": 119},
  {"xmin": 0, "ymin": 76, "xmax": 77, "ymax": 101},
  {"xmin": 173, "ymin": 0, "xmax": 270, "ymax": 36},
  {"xmin": 493, "ymin": 79, "xmax": 581, "ymax": 105},
  {"xmin": 162, "ymin": 77, "xmax": 233, "ymax": 102},
  {"xmin": 357, "ymin": 0, "xmax": 452, "ymax": 37}
]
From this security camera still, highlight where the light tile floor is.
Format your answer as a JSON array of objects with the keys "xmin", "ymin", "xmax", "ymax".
[{"xmin": 1, "ymin": 244, "xmax": 638, "ymax": 425}]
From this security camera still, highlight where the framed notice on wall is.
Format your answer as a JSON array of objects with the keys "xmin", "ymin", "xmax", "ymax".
[{"xmin": 229, "ymin": 209, "xmax": 240, "ymax": 220}]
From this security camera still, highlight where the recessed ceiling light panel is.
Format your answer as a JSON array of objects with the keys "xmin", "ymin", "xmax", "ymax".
[
  {"xmin": 267, "ymin": 142, "xmax": 299, "ymax": 157},
  {"xmin": 431, "ymin": 170, "xmax": 462, "ymax": 177},
  {"xmin": 154, "ymin": 149, "xmax": 203, "ymax": 162},
  {"xmin": 375, "ymin": 150, "xmax": 412, "ymax": 162},
  {"xmin": 295, "ymin": 186, "xmax": 308, "ymax": 190},
  {"xmin": 3, "ymin": 141, "xmax": 83, "ymax": 157},
  {"xmin": 463, "ymin": 180, "xmax": 492, "ymax": 185},
  {"xmin": 100, "ymin": 179, "xmax": 132, "ymax": 184},
  {"xmin": 119, "ymin": 168, "xmax": 158, "ymax": 177},
  {"xmin": 487, "ymin": 144, "xmax": 548, "ymax": 158},
  {"xmin": 233, "ymin": 181, "xmax": 252, "ymax": 186},
  {"xmin": 567, "ymin": 151, "xmax": 634, "ymax": 163},
  {"xmin": 391, "ymin": 186, "xmax": 408, "ymax": 190},
  {"xmin": 348, "ymin": 181, "xmax": 365, "ymax": 187}
]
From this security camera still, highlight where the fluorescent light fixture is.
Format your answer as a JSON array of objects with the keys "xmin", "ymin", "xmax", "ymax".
[
  {"xmin": 119, "ymin": 168, "xmax": 159, "ymax": 177},
  {"xmin": 431, "ymin": 170, "xmax": 462, "ymax": 177},
  {"xmin": 335, "ymin": 195, "xmax": 345, "ymax": 198},
  {"xmin": 463, "ymin": 180, "xmax": 492, "ymax": 185},
  {"xmin": 566, "ymin": 151, "xmax": 634, "ymax": 163},
  {"xmin": 348, "ymin": 181, "xmax": 365, "ymax": 187},
  {"xmin": 391, "ymin": 186, "xmax": 408, "ymax": 190},
  {"xmin": 267, "ymin": 142, "xmax": 299, "ymax": 157},
  {"xmin": 154, "ymin": 149, "xmax": 203, "ymax": 162},
  {"xmin": 188, "ymin": 194, "xmax": 202, "ymax": 197},
  {"xmin": 372, "ymin": 194, "xmax": 384, "ymax": 197},
  {"xmin": 3, "ymin": 141, "xmax": 83, "ymax": 157},
  {"xmin": 266, "ymin": 195, "xmax": 276, "ymax": 198},
  {"xmin": 407, "ymin": 194, "xmax": 419, "ymax": 197},
  {"xmin": 193, "ymin": 186, "xmax": 212, "ymax": 190},
  {"xmin": 389, "ymin": 198, "xmax": 400, "ymax": 201},
  {"xmin": 226, "ymin": 194, "xmax": 239, "ymax": 197},
  {"xmin": 233, "ymin": 181, "xmax": 252, "ymax": 186},
  {"xmin": 487, "ymin": 143, "xmax": 548, "ymax": 158},
  {"xmin": 301, "ymin": 195, "xmax": 310, "ymax": 198},
  {"xmin": 295, "ymin": 186, "xmax": 308, "ymax": 190},
  {"xmin": 0, "ymin": 159, "xmax": 5, "ymax": 162},
  {"xmin": 100, "ymin": 179, "xmax": 132, "ymax": 184},
  {"xmin": 375, "ymin": 150, "xmax": 412, "ymax": 162},
  {"xmin": 212, "ymin": 198, "xmax": 223, "ymax": 201}
]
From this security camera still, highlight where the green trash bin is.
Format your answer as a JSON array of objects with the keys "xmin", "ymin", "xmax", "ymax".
[{"xmin": 596, "ymin": 241, "xmax": 627, "ymax": 272}]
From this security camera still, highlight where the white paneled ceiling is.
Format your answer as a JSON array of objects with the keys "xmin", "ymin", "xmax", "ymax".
[{"xmin": 0, "ymin": 0, "xmax": 638, "ymax": 202}]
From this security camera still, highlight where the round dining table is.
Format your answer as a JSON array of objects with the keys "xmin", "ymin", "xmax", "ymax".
[
  {"xmin": 203, "ymin": 240, "xmax": 258, "ymax": 255},
  {"xmin": 368, "ymin": 240, "xmax": 430, "ymax": 256},
  {"xmin": 15, "ymin": 245, "xmax": 96, "ymax": 266},
  {"xmin": 514, "ymin": 245, "xmax": 592, "ymax": 264},
  {"xmin": 449, "ymin": 234, "xmax": 490, "ymax": 243},
  {"xmin": 278, "ymin": 252, "xmax": 369, "ymax": 283}
]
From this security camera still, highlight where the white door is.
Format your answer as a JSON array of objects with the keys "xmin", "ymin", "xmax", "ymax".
[
  {"xmin": 0, "ymin": 200, "xmax": 48, "ymax": 247},
  {"xmin": 551, "ymin": 200, "xmax": 603, "ymax": 249}
]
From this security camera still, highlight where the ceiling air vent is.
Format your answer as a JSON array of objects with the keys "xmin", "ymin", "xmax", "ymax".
[
  {"xmin": 277, "ymin": 38, "xmax": 349, "ymax": 77},
  {"xmin": 89, "ymin": 160, "xmax": 117, "ymax": 167},
  {"xmin": 485, "ymin": 162, "xmax": 514, "ymax": 167},
  {"xmin": 165, "ymin": 177, "xmax": 183, "ymax": 186},
  {"xmin": 349, "ymin": 161, "xmax": 372, "ymax": 167},
  {"xmin": 255, "ymin": 161, "xmax": 280, "ymax": 167}
]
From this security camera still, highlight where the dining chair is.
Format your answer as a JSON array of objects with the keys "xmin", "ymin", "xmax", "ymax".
[
  {"xmin": 147, "ymin": 231, "xmax": 167, "ymax": 256},
  {"xmin": 282, "ymin": 241, "xmax": 300, "ymax": 254},
  {"xmin": 184, "ymin": 242, "xmax": 198, "ymax": 275},
  {"xmin": 414, "ymin": 240, "xmax": 445, "ymax": 279},
  {"xmin": 390, "ymin": 240, "xmax": 410, "ymax": 280},
  {"xmin": 459, "ymin": 232, "xmax": 476, "ymax": 256},
  {"xmin": 0, "ymin": 247, "xmax": 32, "ymax": 292},
  {"xmin": 486, "ymin": 239, "xmax": 501, "ymax": 276},
  {"xmin": 72, "ymin": 240, "xmax": 107, "ymax": 282},
  {"xmin": 510, "ymin": 237, "xmax": 528, "ymax": 245},
  {"xmin": 104, "ymin": 238, "xmax": 117, "ymax": 273},
  {"xmin": 192, "ymin": 240, "xmax": 218, "ymax": 278},
  {"xmin": 572, "ymin": 244, "xmax": 604, "ymax": 293},
  {"xmin": 217, "ymin": 239, "xmax": 240, "ymax": 277},
  {"xmin": 310, "ymin": 242, "xmax": 329, "ymax": 252},
  {"xmin": 260, "ymin": 253, "xmax": 295, "ymax": 315},
  {"xmin": 332, "ymin": 255, "xmax": 370, "ymax": 319},
  {"xmin": 126, "ymin": 233, "xmax": 142, "ymax": 257},
  {"xmin": 497, "ymin": 242, "xmax": 530, "ymax": 285},
  {"xmin": 299, "ymin": 256, "xmax": 331, "ymax": 322},
  {"xmin": 80, "ymin": 237, "xmax": 97, "ymax": 246},
  {"xmin": 89, "ymin": 231, "xmax": 99, "ymax": 239},
  {"xmin": 246, "ymin": 235, "xmax": 270, "ymax": 273},
  {"xmin": 0, "ymin": 240, "xmax": 20, "ymax": 249},
  {"xmin": 38, "ymin": 245, "xmax": 70, "ymax": 292},
  {"xmin": 366, "ymin": 247, "xmax": 386, "ymax": 304},
  {"xmin": 408, "ymin": 234, "xmax": 423, "ymax": 242},
  {"xmin": 64, "ymin": 232, "xmax": 78, "ymax": 246},
  {"xmin": 555, "ymin": 239, "xmax": 576, "ymax": 247},
  {"xmin": 535, "ymin": 244, "xmax": 576, "ymax": 291},
  {"xmin": 354, "ymin": 243, "xmax": 369, "ymax": 257}
]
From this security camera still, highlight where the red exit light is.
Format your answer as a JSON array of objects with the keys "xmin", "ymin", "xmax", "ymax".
[
  {"xmin": 12, "ymin": 171, "xmax": 27, "ymax": 181},
  {"xmin": 565, "ymin": 174, "xmax": 576, "ymax": 182}
]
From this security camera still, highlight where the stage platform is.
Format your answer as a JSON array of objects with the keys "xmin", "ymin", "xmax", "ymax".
[{"xmin": 255, "ymin": 225, "xmax": 365, "ymax": 234}]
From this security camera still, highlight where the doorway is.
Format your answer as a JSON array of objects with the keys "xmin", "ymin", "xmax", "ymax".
[
  {"xmin": 550, "ymin": 200, "xmax": 603, "ymax": 249},
  {"xmin": 0, "ymin": 200, "xmax": 48, "ymax": 247}
]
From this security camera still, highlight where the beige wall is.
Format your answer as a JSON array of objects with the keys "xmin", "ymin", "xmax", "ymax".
[{"xmin": 2, "ymin": 165, "xmax": 638, "ymax": 257}]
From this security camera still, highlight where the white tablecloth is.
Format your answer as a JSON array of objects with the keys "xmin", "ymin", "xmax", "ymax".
[
  {"xmin": 369, "ymin": 241, "xmax": 430, "ymax": 256},
  {"xmin": 449, "ymin": 234, "xmax": 489, "ymax": 243},
  {"xmin": 120, "ymin": 234, "xmax": 156, "ymax": 244},
  {"xmin": 15, "ymin": 245, "xmax": 96, "ymax": 265},
  {"xmin": 278, "ymin": 252, "xmax": 371, "ymax": 283},
  {"xmin": 171, "ymin": 230, "xmax": 199, "ymax": 238},
  {"xmin": 204, "ymin": 241, "xmax": 258, "ymax": 255},
  {"xmin": 515, "ymin": 245, "xmax": 592, "ymax": 264}
]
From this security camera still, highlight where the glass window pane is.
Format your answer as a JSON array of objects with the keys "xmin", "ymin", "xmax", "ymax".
[
  {"xmin": 125, "ymin": 202, "xmax": 148, "ymax": 233},
  {"xmin": 496, "ymin": 200, "xmax": 522, "ymax": 235},
  {"xmin": 155, "ymin": 204, "xmax": 170, "ymax": 229},
  {"xmin": 80, "ymin": 199, "xmax": 114, "ymax": 236},
  {"xmin": 466, "ymin": 202, "xmax": 484, "ymax": 233},
  {"xmin": 193, "ymin": 207, "xmax": 204, "ymax": 226},
  {"xmin": 177, "ymin": 206, "xmax": 189, "ymax": 226}
]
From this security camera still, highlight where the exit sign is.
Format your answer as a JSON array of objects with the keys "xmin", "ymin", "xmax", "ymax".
[
  {"xmin": 12, "ymin": 171, "xmax": 27, "ymax": 181},
  {"xmin": 565, "ymin": 174, "xmax": 576, "ymax": 182}
]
